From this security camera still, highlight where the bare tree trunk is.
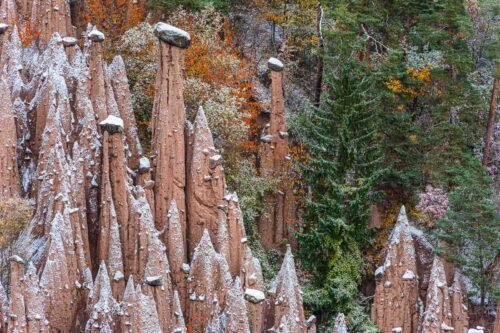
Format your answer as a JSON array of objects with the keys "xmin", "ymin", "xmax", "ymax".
[
  {"xmin": 314, "ymin": 2, "xmax": 324, "ymax": 108},
  {"xmin": 483, "ymin": 76, "xmax": 499, "ymax": 166}
]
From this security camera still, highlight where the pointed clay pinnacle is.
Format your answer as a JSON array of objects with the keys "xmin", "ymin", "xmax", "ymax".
[
  {"xmin": 450, "ymin": 272, "xmax": 468, "ymax": 333},
  {"xmin": 397, "ymin": 205, "xmax": 408, "ymax": 225},
  {"xmin": 273, "ymin": 245, "xmax": 307, "ymax": 333},
  {"xmin": 0, "ymin": 75, "xmax": 20, "ymax": 199},
  {"xmin": 154, "ymin": 22, "xmax": 191, "ymax": 48},
  {"xmin": 171, "ymin": 290, "xmax": 187, "ymax": 333},
  {"xmin": 86, "ymin": 261, "xmax": 118, "ymax": 333},
  {"xmin": 224, "ymin": 277, "xmax": 251, "ymax": 333},
  {"xmin": 167, "ymin": 199, "xmax": 186, "ymax": 286},
  {"xmin": 123, "ymin": 276, "xmax": 136, "ymax": 303},
  {"xmin": 135, "ymin": 284, "xmax": 162, "ymax": 333},
  {"xmin": 421, "ymin": 256, "xmax": 453, "ymax": 333},
  {"xmin": 371, "ymin": 205, "xmax": 418, "ymax": 333},
  {"xmin": 91, "ymin": 261, "xmax": 115, "ymax": 307},
  {"xmin": 187, "ymin": 106, "xmax": 225, "ymax": 255},
  {"xmin": 332, "ymin": 313, "xmax": 348, "ymax": 333},
  {"xmin": 187, "ymin": 229, "xmax": 232, "ymax": 333}
]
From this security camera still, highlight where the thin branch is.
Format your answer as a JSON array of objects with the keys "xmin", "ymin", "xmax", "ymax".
[{"xmin": 360, "ymin": 23, "xmax": 390, "ymax": 52}]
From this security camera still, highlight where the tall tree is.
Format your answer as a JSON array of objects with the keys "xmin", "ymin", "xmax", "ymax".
[
  {"xmin": 437, "ymin": 155, "xmax": 499, "ymax": 306},
  {"xmin": 294, "ymin": 57, "xmax": 384, "ymax": 330},
  {"xmin": 483, "ymin": 62, "xmax": 500, "ymax": 166}
]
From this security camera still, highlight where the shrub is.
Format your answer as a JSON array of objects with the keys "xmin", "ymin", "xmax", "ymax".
[
  {"xmin": 415, "ymin": 185, "xmax": 449, "ymax": 226},
  {"xmin": 148, "ymin": 0, "xmax": 227, "ymax": 11},
  {"xmin": 0, "ymin": 198, "xmax": 33, "ymax": 249},
  {"xmin": 0, "ymin": 198, "xmax": 33, "ymax": 282}
]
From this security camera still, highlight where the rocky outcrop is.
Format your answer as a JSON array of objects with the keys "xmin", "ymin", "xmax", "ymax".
[
  {"xmin": 372, "ymin": 206, "xmax": 419, "ymax": 333},
  {"xmin": 306, "ymin": 315, "xmax": 317, "ymax": 333},
  {"xmin": 259, "ymin": 57, "xmax": 297, "ymax": 249},
  {"xmin": 421, "ymin": 256, "xmax": 453, "ymax": 333},
  {"xmin": 151, "ymin": 22, "xmax": 189, "ymax": 254}
]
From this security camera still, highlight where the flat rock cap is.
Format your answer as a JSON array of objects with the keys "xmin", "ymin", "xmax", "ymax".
[
  {"xmin": 88, "ymin": 28, "xmax": 105, "ymax": 42},
  {"xmin": 9, "ymin": 255, "xmax": 24, "ymax": 264},
  {"xmin": 62, "ymin": 36, "xmax": 78, "ymax": 47},
  {"xmin": 268, "ymin": 57, "xmax": 284, "ymax": 72},
  {"xmin": 0, "ymin": 23, "xmax": 8, "ymax": 34},
  {"xmin": 99, "ymin": 115, "xmax": 124, "ymax": 134},
  {"xmin": 154, "ymin": 22, "xmax": 191, "ymax": 49}
]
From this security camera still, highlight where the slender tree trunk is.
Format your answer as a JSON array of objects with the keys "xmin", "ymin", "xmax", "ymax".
[
  {"xmin": 314, "ymin": 2, "xmax": 324, "ymax": 107},
  {"xmin": 482, "ymin": 76, "xmax": 499, "ymax": 166},
  {"xmin": 271, "ymin": 21, "xmax": 276, "ymax": 48}
]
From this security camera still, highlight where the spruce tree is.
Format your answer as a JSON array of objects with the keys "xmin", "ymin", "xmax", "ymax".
[
  {"xmin": 437, "ymin": 155, "xmax": 499, "ymax": 306},
  {"xmin": 294, "ymin": 58, "xmax": 384, "ymax": 330}
]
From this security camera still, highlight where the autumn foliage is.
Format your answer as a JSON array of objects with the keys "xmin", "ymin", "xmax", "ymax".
[
  {"xmin": 81, "ymin": 0, "xmax": 144, "ymax": 42},
  {"xmin": 175, "ymin": 11, "xmax": 262, "ymax": 150},
  {"xmin": 119, "ymin": 8, "xmax": 262, "ymax": 157},
  {"xmin": 17, "ymin": 20, "xmax": 40, "ymax": 47},
  {"xmin": 385, "ymin": 65, "xmax": 432, "ymax": 98}
]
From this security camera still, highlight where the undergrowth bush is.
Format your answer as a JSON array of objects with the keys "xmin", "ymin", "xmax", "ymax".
[{"xmin": 0, "ymin": 198, "xmax": 33, "ymax": 249}]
